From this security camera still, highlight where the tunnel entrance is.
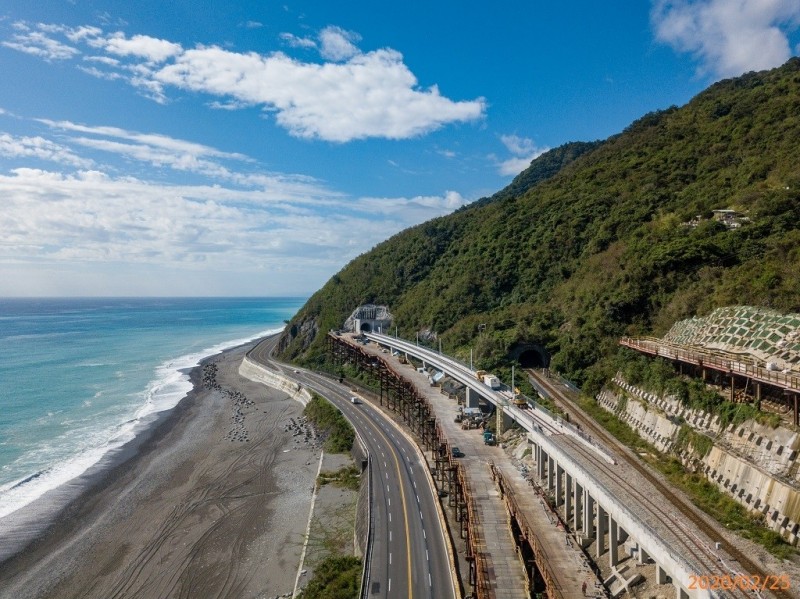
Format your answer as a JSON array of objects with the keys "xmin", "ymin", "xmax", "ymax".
[
  {"xmin": 510, "ymin": 343, "xmax": 550, "ymax": 369},
  {"xmin": 359, "ymin": 322, "xmax": 372, "ymax": 333}
]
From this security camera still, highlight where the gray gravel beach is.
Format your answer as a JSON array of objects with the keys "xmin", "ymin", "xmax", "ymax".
[{"xmin": 0, "ymin": 341, "xmax": 320, "ymax": 599}]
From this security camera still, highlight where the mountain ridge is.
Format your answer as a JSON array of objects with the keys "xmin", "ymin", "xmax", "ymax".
[{"xmin": 279, "ymin": 57, "xmax": 800, "ymax": 391}]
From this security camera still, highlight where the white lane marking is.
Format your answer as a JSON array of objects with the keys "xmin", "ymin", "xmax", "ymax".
[
  {"xmin": 416, "ymin": 494, "xmax": 420, "ymax": 504},
  {"xmin": 389, "ymin": 512, "xmax": 392, "ymax": 523},
  {"xmin": 384, "ymin": 461, "xmax": 387, "ymax": 468},
  {"xmin": 386, "ymin": 485, "xmax": 390, "ymax": 493},
  {"xmin": 423, "ymin": 529, "xmax": 426, "ymax": 539},
  {"xmin": 413, "ymin": 481, "xmax": 417, "ymax": 489},
  {"xmin": 388, "ymin": 498, "xmax": 391, "ymax": 506},
  {"xmin": 426, "ymin": 549, "xmax": 429, "ymax": 561},
  {"xmin": 385, "ymin": 472, "xmax": 388, "ymax": 479},
  {"xmin": 389, "ymin": 552, "xmax": 392, "ymax": 565},
  {"xmin": 389, "ymin": 578, "xmax": 392, "ymax": 592},
  {"xmin": 420, "ymin": 510, "xmax": 423, "ymax": 520},
  {"xmin": 429, "ymin": 573, "xmax": 432, "ymax": 587},
  {"xmin": 389, "ymin": 530, "xmax": 392, "ymax": 542}
]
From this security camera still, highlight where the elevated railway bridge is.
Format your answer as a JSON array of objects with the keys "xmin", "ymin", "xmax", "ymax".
[{"xmin": 342, "ymin": 331, "xmax": 785, "ymax": 599}]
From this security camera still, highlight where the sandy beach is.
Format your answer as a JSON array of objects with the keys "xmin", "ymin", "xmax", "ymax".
[{"xmin": 0, "ymin": 341, "xmax": 321, "ymax": 599}]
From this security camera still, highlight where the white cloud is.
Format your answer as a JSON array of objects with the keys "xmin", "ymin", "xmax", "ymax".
[
  {"xmin": 101, "ymin": 32, "xmax": 183, "ymax": 62},
  {"xmin": 0, "ymin": 133, "xmax": 93, "ymax": 168},
  {"xmin": 497, "ymin": 134, "xmax": 548, "ymax": 176},
  {"xmin": 3, "ymin": 22, "xmax": 486, "ymax": 142},
  {"xmin": 242, "ymin": 21, "xmax": 264, "ymax": 30},
  {"xmin": 319, "ymin": 26, "xmax": 360, "ymax": 61},
  {"xmin": 0, "ymin": 119, "xmax": 471, "ymax": 294},
  {"xmin": 0, "ymin": 164, "xmax": 470, "ymax": 295},
  {"xmin": 2, "ymin": 26, "xmax": 79, "ymax": 61},
  {"xmin": 652, "ymin": 0, "xmax": 800, "ymax": 78},
  {"xmin": 280, "ymin": 32, "xmax": 316, "ymax": 50}
]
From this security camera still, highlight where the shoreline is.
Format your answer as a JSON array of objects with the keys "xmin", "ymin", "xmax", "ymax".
[{"xmin": 0, "ymin": 337, "xmax": 322, "ymax": 599}]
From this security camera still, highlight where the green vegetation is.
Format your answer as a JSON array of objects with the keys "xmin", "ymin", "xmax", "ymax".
[
  {"xmin": 654, "ymin": 458, "xmax": 794, "ymax": 559},
  {"xmin": 304, "ymin": 394, "xmax": 355, "ymax": 453},
  {"xmin": 675, "ymin": 425, "xmax": 714, "ymax": 457},
  {"xmin": 615, "ymin": 349, "xmax": 782, "ymax": 428},
  {"xmin": 583, "ymin": 396, "xmax": 794, "ymax": 557},
  {"xmin": 297, "ymin": 555, "xmax": 362, "ymax": 599},
  {"xmin": 577, "ymin": 396, "xmax": 651, "ymax": 453},
  {"xmin": 281, "ymin": 60, "xmax": 800, "ymax": 558},
  {"xmin": 318, "ymin": 464, "xmax": 361, "ymax": 491},
  {"xmin": 279, "ymin": 58, "xmax": 800, "ymax": 393}
]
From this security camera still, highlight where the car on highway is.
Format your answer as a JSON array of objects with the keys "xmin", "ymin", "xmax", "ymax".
[{"xmin": 350, "ymin": 396, "xmax": 359, "ymax": 404}]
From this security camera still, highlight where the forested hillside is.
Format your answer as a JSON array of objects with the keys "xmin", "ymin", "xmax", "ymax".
[{"xmin": 279, "ymin": 58, "xmax": 800, "ymax": 391}]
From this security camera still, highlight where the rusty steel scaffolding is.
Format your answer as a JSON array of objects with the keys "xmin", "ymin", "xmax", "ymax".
[
  {"xmin": 327, "ymin": 333, "xmax": 493, "ymax": 599},
  {"xmin": 490, "ymin": 464, "xmax": 557, "ymax": 598},
  {"xmin": 621, "ymin": 336, "xmax": 800, "ymax": 425}
]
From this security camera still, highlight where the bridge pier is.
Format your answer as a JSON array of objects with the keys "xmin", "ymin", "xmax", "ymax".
[
  {"xmin": 609, "ymin": 516, "xmax": 619, "ymax": 567},
  {"xmin": 583, "ymin": 487, "xmax": 594, "ymax": 539},
  {"xmin": 655, "ymin": 563, "xmax": 668, "ymax": 584},
  {"xmin": 555, "ymin": 463, "xmax": 564, "ymax": 507},
  {"xmin": 537, "ymin": 445, "xmax": 546, "ymax": 480},
  {"xmin": 565, "ymin": 471, "xmax": 573, "ymax": 522},
  {"xmin": 596, "ymin": 504, "xmax": 607, "ymax": 556},
  {"xmin": 465, "ymin": 387, "xmax": 480, "ymax": 408}
]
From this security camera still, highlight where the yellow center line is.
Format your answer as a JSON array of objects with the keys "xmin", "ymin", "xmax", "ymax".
[{"xmin": 356, "ymin": 405, "xmax": 414, "ymax": 599}]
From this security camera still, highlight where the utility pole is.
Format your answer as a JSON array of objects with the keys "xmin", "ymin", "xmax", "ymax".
[{"xmin": 511, "ymin": 365, "xmax": 515, "ymax": 404}]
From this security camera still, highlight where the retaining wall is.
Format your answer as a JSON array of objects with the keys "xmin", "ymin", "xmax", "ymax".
[{"xmin": 599, "ymin": 379, "xmax": 800, "ymax": 544}]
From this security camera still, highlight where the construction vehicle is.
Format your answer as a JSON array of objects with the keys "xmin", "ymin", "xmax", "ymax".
[
  {"xmin": 482, "ymin": 374, "xmax": 501, "ymax": 390},
  {"xmin": 483, "ymin": 431, "xmax": 496, "ymax": 445}
]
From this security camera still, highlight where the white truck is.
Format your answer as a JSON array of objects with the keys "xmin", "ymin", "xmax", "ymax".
[{"xmin": 482, "ymin": 374, "xmax": 501, "ymax": 390}]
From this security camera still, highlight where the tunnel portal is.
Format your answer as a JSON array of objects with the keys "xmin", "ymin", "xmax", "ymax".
[{"xmin": 511, "ymin": 343, "xmax": 550, "ymax": 369}]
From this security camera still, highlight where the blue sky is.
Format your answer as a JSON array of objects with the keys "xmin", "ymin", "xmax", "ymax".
[{"xmin": 1, "ymin": 1, "xmax": 799, "ymax": 297}]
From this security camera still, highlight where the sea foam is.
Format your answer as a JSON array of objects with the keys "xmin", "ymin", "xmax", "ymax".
[{"xmin": 0, "ymin": 325, "xmax": 283, "ymax": 521}]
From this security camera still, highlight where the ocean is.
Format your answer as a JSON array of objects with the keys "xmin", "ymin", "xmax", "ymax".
[{"xmin": 0, "ymin": 297, "xmax": 305, "ymax": 524}]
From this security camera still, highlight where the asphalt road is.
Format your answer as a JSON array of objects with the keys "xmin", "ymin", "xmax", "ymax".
[{"xmin": 248, "ymin": 336, "xmax": 455, "ymax": 599}]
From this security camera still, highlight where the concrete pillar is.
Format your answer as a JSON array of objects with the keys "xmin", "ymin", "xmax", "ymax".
[
  {"xmin": 618, "ymin": 526, "xmax": 629, "ymax": 543},
  {"xmin": 496, "ymin": 406, "xmax": 513, "ymax": 435},
  {"xmin": 555, "ymin": 463, "xmax": 564, "ymax": 506},
  {"xmin": 573, "ymin": 481, "xmax": 582, "ymax": 531},
  {"xmin": 596, "ymin": 505, "xmax": 606, "ymax": 556},
  {"xmin": 547, "ymin": 456, "xmax": 554, "ymax": 490},
  {"xmin": 655, "ymin": 564, "xmax": 667, "ymax": 584},
  {"xmin": 465, "ymin": 387, "xmax": 479, "ymax": 408},
  {"xmin": 638, "ymin": 546, "xmax": 649, "ymax": 565},
  {"xmin": 730, "ymin": 375, "xmax": 735, "ymax": 402},
  {"xmin": 676, "ymin": 586, "xmax": 689, "ymax": 599},
  {"xmin": 583, "ymin": 489, "xmax": 594, "ymax": 538},
  {"xmin": 565, "ymin": 472, "xmax": 573, "ymax": 520},
  {"xmin": 537, "ymin": 445, "xmax": 546, "ymax": 480},
  {"xmin": 609, "ymin": 515, "xmax": 619, "ymax": 567},
  {"xmin": 755, "ymin": 382, "xmax": 761, "ymax": 410}
]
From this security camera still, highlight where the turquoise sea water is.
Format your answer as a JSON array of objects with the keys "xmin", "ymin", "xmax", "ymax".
[{"xmin": 0, "ymin": 297, "xmax": 305, "ymax": 521}]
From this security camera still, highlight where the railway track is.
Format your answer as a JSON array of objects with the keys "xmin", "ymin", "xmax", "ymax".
[{"xmin": 528, "ymin": 369, "xmax": 791, "ymax": 599}]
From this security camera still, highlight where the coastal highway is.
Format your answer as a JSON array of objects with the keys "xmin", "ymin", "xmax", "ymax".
[{"xmin": 248, "ymin": 336, "xmax": 456, "ymax": 599}]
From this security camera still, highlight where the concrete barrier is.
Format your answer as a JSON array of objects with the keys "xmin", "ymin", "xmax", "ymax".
[{"xmin": 238, "ymin": 356, "xmax": 313, "ymax": 406}]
